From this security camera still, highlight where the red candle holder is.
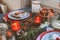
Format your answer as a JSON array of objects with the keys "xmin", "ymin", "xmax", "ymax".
[
  {"xmin": 11, "ymin": 21, "xmax": 20, "ymax": 31},
  {"xmin": 34, "ymin": 16, "xmax": 41, "ymax": 24}
]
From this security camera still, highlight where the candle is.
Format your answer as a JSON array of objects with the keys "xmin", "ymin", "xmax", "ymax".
[
  {"xmin": 11, "ymin": 21, "xmax": 20, "ymax": 31},
  {"xmin": 34, "ymin": 16, "xmax": 41, "ymax": 24}
]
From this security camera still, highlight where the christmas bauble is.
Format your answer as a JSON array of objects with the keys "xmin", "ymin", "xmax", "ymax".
[{"xmin": 7, "ymin": 30, "xmax": 13, "ymax": 37}]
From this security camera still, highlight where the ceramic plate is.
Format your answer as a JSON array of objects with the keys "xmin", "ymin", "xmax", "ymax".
[
  {"xmin": 8, "ymin": 10, "xmax": 30, "ymax": 20},
  {"xmin": 36, "ymin": 30, "xmax": 60, "ymax": 40}
]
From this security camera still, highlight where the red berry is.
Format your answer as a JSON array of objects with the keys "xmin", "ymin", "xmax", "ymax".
[
  {"xmin": 23, "ymin": 26, "xmax": 26, "ymax": 30},
  {"xmin": 56, "ymin": 38, "xmax": 60, "ymax": 40}
]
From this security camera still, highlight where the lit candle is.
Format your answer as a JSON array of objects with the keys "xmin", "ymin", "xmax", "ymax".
[
  {"xmin": 34, "ymin": 16, "xmax": 41, "ymax": 24},
  {"xmin": 11, "ymin": 21, "xmax": 20, "ymax": 31}
]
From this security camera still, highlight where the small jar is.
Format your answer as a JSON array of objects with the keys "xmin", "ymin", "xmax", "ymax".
[{"xmin": 32, "ymin": 1, "xmax": 42, "ymax": 13}]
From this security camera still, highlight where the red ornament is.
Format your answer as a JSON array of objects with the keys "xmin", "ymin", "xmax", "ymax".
[
  {"xmin": 11, "ymin": 21, "xmax": 20, "ymax": 31},
  {"xmin": 7, "ymin": 30, "xmax": 13, "ymax": 37},
  {"xmin": 56, "ymin": 37, "xmax": 60, "ymax": 40},
  {"xmin": 34, "ymin": 16, "xmax": 41, "ymax": 24}
]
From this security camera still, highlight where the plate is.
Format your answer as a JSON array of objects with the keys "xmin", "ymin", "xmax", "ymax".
[
  {"xmin": 36, "ymin": 30, "xmax": 60, "ymax": 40},
  {"xmin": 8, "ymin": 10, "xmax": 30, "ymax": 20}
]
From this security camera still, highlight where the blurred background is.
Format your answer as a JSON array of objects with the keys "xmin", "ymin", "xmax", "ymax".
[{"xmin": 0, "ymin": 0, "xmax": 60, "ymax": 13}]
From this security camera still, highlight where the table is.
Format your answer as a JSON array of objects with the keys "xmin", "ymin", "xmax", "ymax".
[
  {"xmin": 0, "ymin": 13, "xmax": 46, "ymax": 40},
  {"xmin": 0, "ymin": 8, "xmax": 60, "ymax": 40}
]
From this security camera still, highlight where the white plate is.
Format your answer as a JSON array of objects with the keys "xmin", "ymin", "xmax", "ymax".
[
  {"xmin": 8, "ymin": 10, "xmax": 30, "ymax": 20},
  {"xmin": 36, "ymin": 30, "xmax": 60, "ymax": 40}
]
